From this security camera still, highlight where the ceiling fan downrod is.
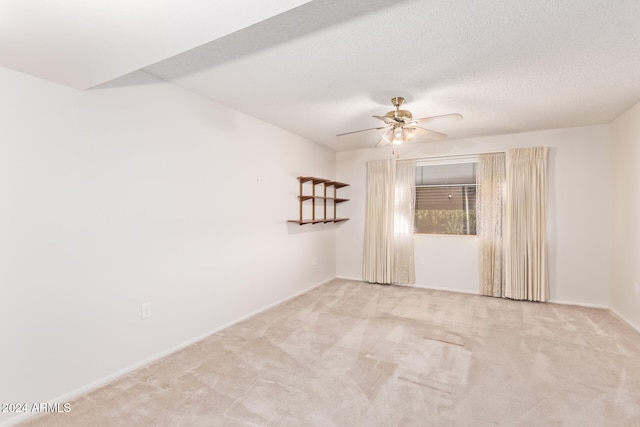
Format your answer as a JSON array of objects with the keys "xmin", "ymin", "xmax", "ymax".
[
  {"xmin": 391, "ymin": 97, "xmax": 404, "ymax": 118},
  {"xmin": 391, "ymin": 96, "xmax": 405, "ymax": 108}
]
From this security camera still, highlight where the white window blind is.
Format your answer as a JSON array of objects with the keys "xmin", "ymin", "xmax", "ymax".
[{"xmin": 415, "ymin": 161, "xmax": 477, "ymax": 235}]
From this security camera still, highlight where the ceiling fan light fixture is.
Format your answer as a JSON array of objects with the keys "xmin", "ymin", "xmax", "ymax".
[
  {"xmin": 392, "ymin": 128, "xmax": 403, "ymax": 145},
  {"xmin": 404, "ymin": 128, "xmax": 415, "ymax": 141},
  {"xmin": 382, "ymin": 129, "xmax": 393, "ymax": 143},
  {"xmin": 390, "ymin": 127, "xmax": 415, "ymax": 144},
  {"xmin": 394, "ymin": 126, "xmax": 403, "ymax": 138}
]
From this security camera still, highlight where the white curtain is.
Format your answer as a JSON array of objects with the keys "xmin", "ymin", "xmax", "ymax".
[
  {"xmin": 394, "ymin": 160, "xmax": 416, "ymax": 284},
  {"xmin": 363, "ymin": 159, "xmax": 416, "ymax": 284},
  {"xmin": 363, "ymin": 160, "xmax": 396, "ymax": 284},
  {"xmin": 477, "ymin": 153, "xmax": 506, "ymax": 297},
  {"xmin": 504, "ymin": 147, "xmax": 550, "ymax": 302}
]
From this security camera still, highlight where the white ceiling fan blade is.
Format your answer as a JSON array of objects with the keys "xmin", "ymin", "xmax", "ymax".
[
  {"xmin": 376, "ymin": 138, "xmax": 390, "ymax": 147},
  {"xmin": 336, "ymin": 126, "xmax": 388, "ymax": 137},
  {"xmin": 412, "ymin": 126, "xmax": 447, "ymax": 140},
  {"xmin": 415, "ymin": 113, "xmax": 463, "ymax": 123}
]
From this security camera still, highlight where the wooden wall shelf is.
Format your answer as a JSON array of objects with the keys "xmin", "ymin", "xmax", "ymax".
[{"xmin": 288, "ymin": 176, "xmax": 350, "ymax": 225}]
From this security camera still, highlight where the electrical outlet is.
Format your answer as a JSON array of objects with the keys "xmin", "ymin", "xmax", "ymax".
[
  {"xmin": 311, "ymin": 257, "xmax": 318, "ymax": 266},
  {"xmin": 419, "ymin": 257, "xmax": 425, "ymax": 265},
  {"xmin": 635, "ymin": 283, "xmax": 640, "ymax": 296},
  {"xmin": 141, "ymin": 302, "xmax": 153, "ymax": 319}
]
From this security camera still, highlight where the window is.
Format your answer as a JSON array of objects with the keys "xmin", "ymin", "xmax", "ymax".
[{"xmin": 414, "ymin": 161, "xmax": 477, "ymax": 235}]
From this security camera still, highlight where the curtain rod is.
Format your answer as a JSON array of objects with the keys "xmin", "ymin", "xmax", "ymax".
[{"xmin": 400, "ymin": 150, "xmax": 505, "ymax": 162}]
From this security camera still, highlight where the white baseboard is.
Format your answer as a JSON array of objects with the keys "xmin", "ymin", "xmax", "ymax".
[
  {"xmin": 0, "ymin": 277, "xmax": 335, "ymax": 427},
  {"xmin": 336, "ymin": 277, "xmax": 480, "ymax": 295},
  {"xmin": 609, "ymin": 307, "xmax": 640, "ymax": 333},
  {"xmin": 338, "ymin": 277, "xmax": 615, "ymax": 309},
  {"xmin": 403, "ymin": 283, "xmax": 480, "ymax": 295},
  {"xmin": 335, "ymin": 275, "xmax": 362, "ymax": 282},
  {"xmin": 548, "ymin": 299, "xmax": 608, "ymax": 309}
]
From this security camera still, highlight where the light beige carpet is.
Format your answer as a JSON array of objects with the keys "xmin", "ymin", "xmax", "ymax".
[{"xmin": 20, "ymin": 279, "xmax": 640, "ymax": 426}]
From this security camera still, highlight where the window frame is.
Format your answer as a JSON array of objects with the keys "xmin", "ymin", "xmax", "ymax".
[{"xmin": 413, "ymin": 156, "xmax": 478, "ymax": 236}]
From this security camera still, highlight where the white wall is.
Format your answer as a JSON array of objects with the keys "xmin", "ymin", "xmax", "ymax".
[
  {"xmin": 610, "ymin": 102, "xmax": 640, "ymax": 331},
  {"xmin": 336, "ymin": 125, "xmax": 611, "ymax": 306},
  {"xmin": 0, "ymin": 67, "xmax": 336, "ymax": 425}
]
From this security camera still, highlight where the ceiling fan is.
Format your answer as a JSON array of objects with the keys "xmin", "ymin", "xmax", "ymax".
[{"xmin": 337, "ymin": 97, "xmax": 463, "ymax": 147}]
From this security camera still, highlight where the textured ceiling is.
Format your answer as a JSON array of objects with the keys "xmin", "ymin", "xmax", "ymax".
[
  {"xmin": 146, "ymin": 0, "xmax": 640, "ymax": 151},
  {"xmin": 0, "ymin": 0, "xmax": 312, "ymax": 89},
  {"xmin": 2, "ymin": 0, "xmax": 639, "ymax": 151}
]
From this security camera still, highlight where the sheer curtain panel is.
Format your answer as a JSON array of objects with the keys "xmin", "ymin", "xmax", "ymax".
[
  {"xmin": 477, "ymin": 153, "xmax": 506, "ymax": 297},
  {"xmin": 363, "ymin": 160, "xmax": 396, "ymax": 284},
  {"xmin": 504, "ymin": 147, "xmax": 550, "ymax": 302},
  {"xmin": 393, "ymin": 160, "xmax": 416, "ymax": 284},
  {"xmin": 363, "ymin": 159, "xmax": 416, "ymax": 284}
]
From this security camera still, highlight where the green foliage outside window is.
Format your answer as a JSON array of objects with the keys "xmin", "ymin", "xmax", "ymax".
[
  {"xmin": 414, "ymin": 209, "xmax": 476, "ymax": 235},
  {"xmin": 414, "ymin": 162, "xmax": 477, "ymax": 235}
]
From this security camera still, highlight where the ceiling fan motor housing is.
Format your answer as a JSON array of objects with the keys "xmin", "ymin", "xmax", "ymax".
[
  {"xmin": 385, "ymin": 109, "xmax": 413, "ymax": 121},
  {"xmin": 388, "ymin": 97, "xmax": 412, "ymax": 121}
]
